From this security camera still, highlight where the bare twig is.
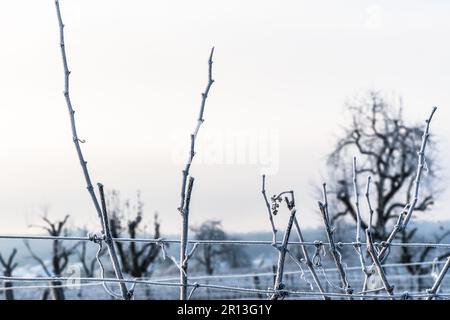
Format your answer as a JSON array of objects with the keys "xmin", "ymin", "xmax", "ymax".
[
  {"xmin": 352, "ymin": 157, "xmax": 369, "ymax": 296},
  {"xmin": 180, "ymin": 177, "xmax": 194, "ymax": 300},
  {"xmin": 293, "ymin": 217, "xmax": 328, "ymax": 300},
  {"xmin": 318, "ymin": 183, "xmax": 353, "ymax": 297},
  {"xmin": 183, "ymin": 242, "xmax": 200, "ymax": 266},
  {"xmin": 365, "ymin": 176, "xmax": 375, "ymax": 231},
  {"xmin": 54, "ymin": 0, "xmax": 103, "ymax": 222},
  {"xmin": 271, "ymin": 205, "xmax": 296, "ymax": 300},
  {"xmin": 377, "ymin": 107, "xmax": 437, "ymax": 263},
  {"xmin": 366, "ymin": 229, "xmax": 394, "ymax": 299},
  {"xmin": 55, "ymin": 0, "xmax": 130, "ymax": 300},
  {"xmin": 401, "ymin": 106, "xmax": 437, "ymax": 228},
  {"xmin": 178, "ymin": 47, "xmax": 215, "ymax": 300},
  {"xmin": 261, "ymin": 175, "xmax": 277, "ymax": 245},
  {"xmin": 426, "ymin": 256, "xmax": 450, "ymax": 300},
  {"xmin": 178, "ymin": 47, "xmax": 215, "ymax": 215},
  {"xmin": 97, "ymin": 184, "xmax": 130, "ymax": 300}
]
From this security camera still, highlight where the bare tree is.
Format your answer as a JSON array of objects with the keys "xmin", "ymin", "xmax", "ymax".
[
  {"xmin": 0, "ymin": 249, "xmax": 19, "ymax": 300},
  {"xmin": 190, "ymin": 221, "xmax": 233, "ymax": 275},
  {"xmin": 26, "ymin": 215, "xmax": 78, "ymax": 300},
  {"xmin": 108, "ymin": 190, "xmax": 161, "ymax": 278},
  {"xmin": 326, "ymin": 91, "xmax": 437, "ymax": 241}
]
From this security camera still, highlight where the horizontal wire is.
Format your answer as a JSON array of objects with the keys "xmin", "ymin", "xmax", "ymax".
[
  {"xmin": 145, "ymin": 259, "xmax": 447, "ymax": 283},
  {"xmin": 1, "ymin": 234, "xmax": 450, "ymax": 248},
  {"xmin": 0, "ymin": 282, "xmax": 102, "ymax": 292},
  {"xmin": 1, "ymin": 235, "xmax": 449, "ymax": 299},
  {"xmin": 0, "ymin": 275, "xmax": 448, "ymax": 299}
]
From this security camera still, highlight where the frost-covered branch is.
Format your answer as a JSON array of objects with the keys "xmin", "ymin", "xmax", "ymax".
[
  {"xmin": 366, "ymin": 229, "xmax": 394, "ymax": 299},
  {"xmin": 352, "ymin": 158, "xmax": 369, "ymax": 295},
  {"xmin": 426, "ymin": 256, "xmax": 450, "ymax": 300},
  {"xmin": 55, "ymin": 0, "xmax": 131, "ymax": 300},
  {"xmin": 293, "ymin": 217, "xmax": 328, "ymax": 300},
  {"xmin": 54, "ymin": 0, "xmax": 103, "ymax": 222},
  {"xmin": 180, "ymin": 177, "xmax": 194, "ymax": 300},
  {"xmin": 178, "ymin": 47, "xmax": 215, "ymax": 300},
  {"xmin": 261, "ymin": 175, "xmax": 277, "ymax": 245},
  {"xmin": 97, "ymin": 184, "xmax": 131, "ymax": 300},
  {"xmin": 365, "ymin": 176, "xmax": 375, "ymax": 231},
  {"xmin": 271, "ymin": 197, "xmax": 296, "ymax": 300},
  {"xmin": 318, "ymin": 183, "xmax": 353, "ymax": 297},
  {"xmin": 377, "ymin": 107, "xmax": 437, "ymax": 263},
  {"xmin": 178, "ymin": 48, "xmax": 215, "ymax": 215}
]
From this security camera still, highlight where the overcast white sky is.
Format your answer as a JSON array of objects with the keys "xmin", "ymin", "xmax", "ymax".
[{"xmin": 1, "ymin": 0, "xmax": 450, "ymax": 235}]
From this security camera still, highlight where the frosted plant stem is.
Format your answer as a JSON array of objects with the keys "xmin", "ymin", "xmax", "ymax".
[
  {"xmin": 365, "ymin": 176, "xmax": 375, "ymax": 234},
  {"xmin": 178, "ymin": 48, "xmax": 215, "ymax": 300},
  {"xmin": 180, "ymin": 177, "xmax": 194, "ymax": 300},
  {"xmin": 378, "ymin": 107, "xmax": 437, "ymax": 263},
  {"xmin": 318, "ymin": 183, "xmax": 353, "ymax": 298},
  {"xmin": 54, "ymin": 0, "xmax": 103, "ymax": 221},
  {"xmin": 98, "ymin": 184, "xmax": 130, "ymax": 300},
  {"xmin": 261, "ymin": 175, "xmax": 277, "ymax": 245},
  {"xmin": 365, "ymin": 107, "xmax": 437, "ymax": 284},
  {"xmin": 178, "ymin": 48, "xmax": 215, "ymax": 215},
  {"xmin": 352, "ymin": 157, "xmax": 369, "ymax": 296},
  {"xmin": 362, "ymin": 175, "xmax": 375, "ymax": 293},
  {"xmin": 401, "ymin": 106, "xmax": 437, "ymax": 228},
  {"xmin": 271, "ymin": 207, "xmax": 296, "ymax": 300},
  {"xmin": 366, "ymin": 229, "xmax": 394, "ymax": 299},
  {"xmin": 426, "ymin": 256, "xmax": 450, "ymax": 300},
  {"xmin": 54, "ymin": 0, "xmax": 129, "ymax": 300},
  {"xmin": 293, "ymin": 217, "xmax": 328, "ymax": 300}
]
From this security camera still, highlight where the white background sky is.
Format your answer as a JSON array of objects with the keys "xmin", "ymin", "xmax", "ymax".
[{"xmin": 1, "ymin": 0, "xmax": 450, "ymax": 235}]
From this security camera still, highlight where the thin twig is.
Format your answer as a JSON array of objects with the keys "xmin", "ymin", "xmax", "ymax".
[
  {"xmin": 365, "ymin": 229, "xmax": 394, "ymax": 299},
  {"xmin": 180, "ymin": 177, "xmax": 194, "ymax": 300},
  {"xmin": 318, "ymin": 183, "xmax": 353, "ymax": 297},
  {"xmin": 178, "ymin": 47, "xmax": 215, "ymax": 215},
  {"xmin": 426, "ymin": 256, "xmax": 450, "ymax": 300},
  {"xmin": 98, "ymin": 183, "xmax": 130, "ymax": 300},
  {"xmin": 293, "ymin": 217, "xmax": 328, "ymax": 299},
  {"xmin": 178, "ymin": 47, "xmax": 215, "ymax": 300},
  {"xmin": 365, "ymin": 176, "xmax": 375, "ymax": 233},
  {"xmin": 262, "ymin": 175, "xmax": 277, "ymax": 245},
  {"xmin": 55, "ymin": 0, "xmax": 130, "ymax": 300},
  {"xmin": 54, "ymin": 0, "xmax": 103, "ymax": 222},
  {"xmin": 271, "ymin": 206, "xmax": 296, "ymax": 300},
  {"xmin": 376, "ymin": 107, "xmax": 437, "ymax": 263},
  {"xmin": 352, "ymin": 157, "xmax": 369, "ymax": 296},
  {"xmin": 363, "ymin": 107, "xmax": 438, "ymax": 289}
]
